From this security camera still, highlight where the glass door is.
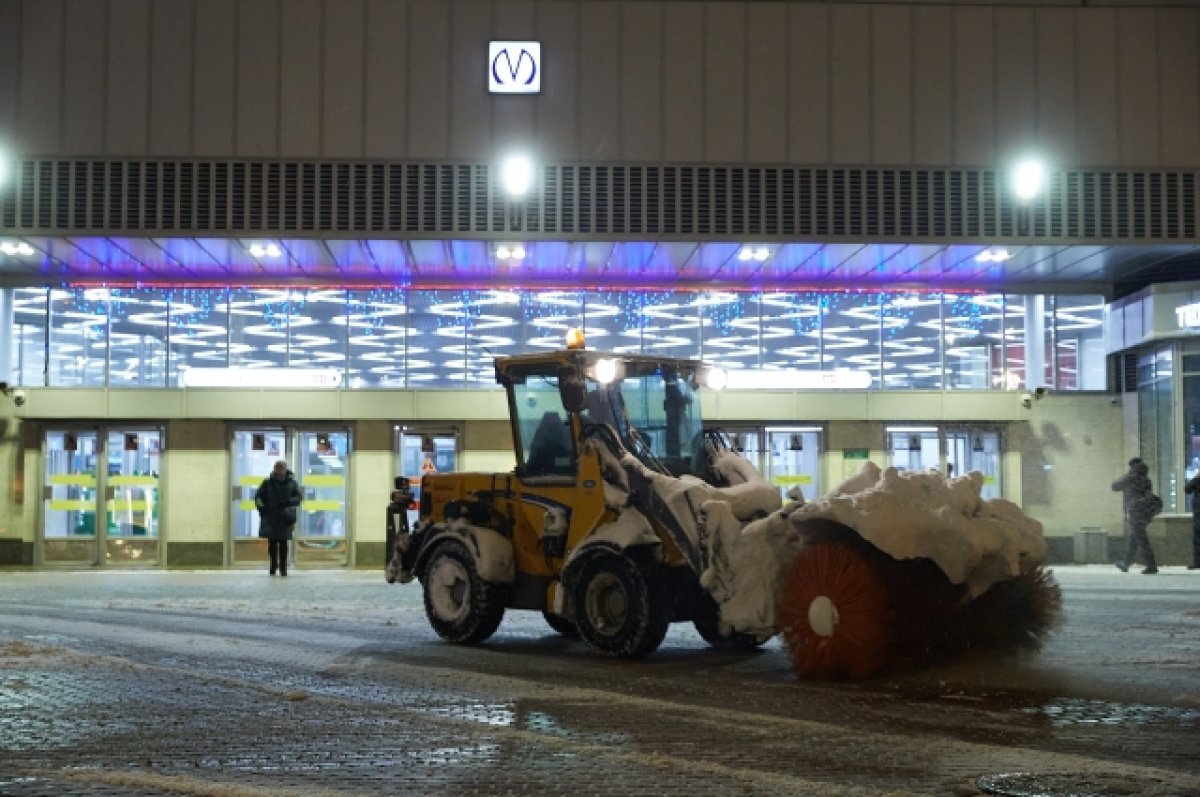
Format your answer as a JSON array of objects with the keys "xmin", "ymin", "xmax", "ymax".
[
  {"xmin": 886, "ymin": 427, "xmax": 941, "ymax": 474},
  {"xmin": 103, "ymin": 429, "xmax": 162, "ymax": 565},
  {"xmin": 765, "ymin": 427, "xmax": 822, "ymax": 502},
  {"xmin": 295, "ymin": 430, "xmax": 350, "ymax": 566},
  {"xmin": 41, "ymin": 430, "xmax": 101, "ymax": 565},
  {"xmin": 945, "ymin": 428, "xmax": 1002, "ymax": 498},
  {"xmin": 722, "ymin": 427, "xmax": 766, "ymax": 479},
  {"xmin": 396, "ymin": 429, "xmax": 459, "ymax": 529},
  {"xmin": 230, "ymin": 428, "xmax": 288, "ymax": 567}
]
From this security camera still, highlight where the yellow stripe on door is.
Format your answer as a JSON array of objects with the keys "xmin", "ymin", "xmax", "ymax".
[
  {"xmin": 49, "ymin": 474, "xmax": 97, "ymax": 487},
  {"xmin": 48, "ymin": 499, "xmax": 94, "ymax": 511},
  {"xmin": 109, "ymin": 476, "xmax": 158, "ymax": 487}
]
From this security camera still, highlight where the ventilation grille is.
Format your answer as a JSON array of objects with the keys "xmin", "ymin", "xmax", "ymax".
[{"xmin": 1, "ymin": 160, "xmax": 1196, "ymax": 240}]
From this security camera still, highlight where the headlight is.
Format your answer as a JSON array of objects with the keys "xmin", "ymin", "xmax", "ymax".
[
  {"xmin": 703, "ymin": 366, "xmax": 727, "ymax": 391},
  {"xmin": 594, "ymin": 358, "xmax": 621, "ymax": 385}
]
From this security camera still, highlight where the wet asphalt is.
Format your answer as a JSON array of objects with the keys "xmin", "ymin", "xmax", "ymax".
[{"xmin": 0, "ymin": 565, "xmax": 1197, "ymax": 797}]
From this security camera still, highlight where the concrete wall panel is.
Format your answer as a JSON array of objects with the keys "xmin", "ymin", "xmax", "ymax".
[
  {"xmin": 364, "ymin": 0, "xmax": 408, "ymax": 159},
  {"xmin": 704, "ymin": 3, "xmax": 745, "ymax": 163},
  {"xmin": 1157, "ymin": 8, "xmax": 1200, "ymax": 168},
  {"xmin": 193, "ymin": 0, "xmax": 237, "ymax": 157},
  {"xmin": 106, "ymin": 0, "xmax": 150, "ymax": 156},
  {"xmin": 953, "ymin": 6, "xmax": 993, "ymax": 166},
  {"xmin": 1076, "ymin": 9, "xmax": 1117, "ymax": 166},
  {"xmin": 406, "ymin": 0, "xmax": 449, "ymax": 158},
  {"xmin": 449, "ymin": 1, "xmax": 492, "ymax": 159},
  {"xmin": 1115, "ymin": 8, "xmax": 1158, "ymax": 166},
  {"xmin": 621, "ymin": 2, "xmax": 662, "ymax": 163},
  {"xmin": 662, "ymin": 2, "xmax": 703, "ymax": 162},
  {"xmin": 280, "ymin": 0, "xmax": 322, "ymax": 157},
  {"xmin": 994, "ymin": 7, "xmax": 1036, "ymax": 165},
  {"xmin": 1034, "ymin": 7, "xmax": 1075, "ymax": 166},
  {"xmin": 323, "ymin": 0, "xmax": 365, "ymax": 158},
  {"xmin": 0, "ymin": 2, "xmax": 21, "ymax": 144},
  {"xmin": 870, "ymin": 4, "xmax": 911, "ymax": 165},
  {"xmin": 62, "ymin": 0, "xmax": 106, "ymax": 155},
  {"xmin": 746, "ymin": 2, "xmax": 786, "ymax": 164},
  {"xmin": 912, "ymin": 5, "xmax": 952, "ymax": 165},
  {"xmin": 787, "ymin": 3, "xmax": 829, "ymax": 164},
  {"xmin": 149, "ymin": 0, "xmax": 193, "ymax": 156},
  {"xmin": 236, "ymin": 0, "xmax": 279, "ymax": 158},
  {"xmin": 18, "ymin": 0, "xmax": 62, "ymax": 155},
  {"xmin": 578, "ymin": 2, "xmax": 619, "ymax": 160},
  {"xmin": 535, "ymin": 0, "xmax": 578, "ymax": 162},
  {"xmin": 828, "ymin": 4, "xmax": 869, "ymax": 165}
]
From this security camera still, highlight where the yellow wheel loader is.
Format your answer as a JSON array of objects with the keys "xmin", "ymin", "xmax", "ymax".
[
  {"xmin": 385, "ymin": 341, "xmax": 769, "ymax": 657},
  {"xmin": 384, "ymin": 339, "xmax": 1061, "ymax": 673}
]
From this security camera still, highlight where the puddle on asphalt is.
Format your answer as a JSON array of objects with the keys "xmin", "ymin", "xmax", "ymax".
[{"xmin": 1021, "ymin": 697, "xmax": 1200, "ymax": 728}]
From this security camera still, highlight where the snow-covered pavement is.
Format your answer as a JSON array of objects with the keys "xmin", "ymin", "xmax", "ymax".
[{"xmin": 0, "ymin": 565, "xmax": 1197, "ymax": 796}]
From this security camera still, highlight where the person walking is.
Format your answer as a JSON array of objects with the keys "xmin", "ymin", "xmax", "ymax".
[
  {"xmin": 255, "ymin": 459, "xmax": 302, "ymax": 576},
  {"xmin": 1111, "ymin": 457, "xmax": 1159, "ymax": 575},
  {"xmin": 1185, "ymin": 470, "xmax": 1200, "ymax": 570}
]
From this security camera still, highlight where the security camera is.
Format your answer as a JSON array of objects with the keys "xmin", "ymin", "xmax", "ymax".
[
  {"xmin": 1033, "ymin": 386, "xmax": 1049, "ymax": 398},
  {"xmin": 12, "ymin": 389, "xmax": 25, "ymax": 407},
  {"xmin": 0, "ymin": 380, "xmax": 9, "ymax": 396},
  {"xmin": 1020, "ymin": 393, "xmax": 1033, "ymax": 409}
]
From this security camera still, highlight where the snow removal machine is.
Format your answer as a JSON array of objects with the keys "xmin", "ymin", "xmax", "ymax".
[{"xmin": 386, "ymin": 333, "xmax": 1061, "ymax": 677}]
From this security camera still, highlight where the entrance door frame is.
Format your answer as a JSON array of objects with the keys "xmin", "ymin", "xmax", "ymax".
[
  {"xmin": 37, "ymin": 422, "xmax": 166, "ymax": 568},
  {"xmin": 226, "ymin": 423, "xmax": 354, "ymax": 569}
]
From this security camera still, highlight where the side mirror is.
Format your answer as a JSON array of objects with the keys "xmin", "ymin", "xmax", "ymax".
[{"xmin": 558, "ymin": 365, "xmax": 587, "ymax": 413}]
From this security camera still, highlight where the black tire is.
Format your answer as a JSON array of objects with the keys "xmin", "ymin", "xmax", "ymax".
[
  {"xmin": 693, "ymin": 597, "xmax": 769, "ymax": 649},
  {"xmin": 572, "ymin": 548, "xmax": 670, "ymax": 658},
  {"xmin": 420, "ymin": 539, "xmax": 506, "ymax": 644},
  {"xmin": 542, "ymin": 611, "xmax": 579, "ymax": 637}
]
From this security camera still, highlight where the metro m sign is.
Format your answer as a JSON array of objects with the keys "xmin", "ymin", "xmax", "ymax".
[{"xmin": 489, "ymin": 42, "xmax": 541, "ymax": 94}]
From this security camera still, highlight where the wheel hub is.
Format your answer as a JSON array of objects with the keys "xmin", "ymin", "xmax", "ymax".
[{"xmin": 585, "ymin": 573, "xmax": 628, "ymax": 637}]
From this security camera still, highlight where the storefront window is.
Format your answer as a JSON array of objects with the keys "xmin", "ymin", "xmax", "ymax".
[
  {"xmin": 407, "ymin": 290, "xmax": 468, "ymax": 387},
  {"xmin": 881, "ymin": 294, "xmax": 943, "ymax": 389},
  {"xmin": 11, "ymin": 287, "xmax": 48, "ymax": 387},
  {"xmin": 1183, "ymin": 351, "xmax": 1200, "ymax": 513},
  {"xmin": 1137, "ymin": 346, "xmax": 1175, "ymax": 509},
  {"xmin": 821, "ymin": 292, "xmax": 882, "ymax": 388},
  {"xmin": 168, "ymin": 287, "xmax": 229, "ymax": 385},
  {"xmin": 286, "ymin": 290, "xmax": 348, "ymax": 376},
  {"xmin": 346, "ymin": 288, "xmax": 406, "ymax": 389},
  {"xmin": 701, "ymin": 292, "xmax": 760, "ymax": 369},
  {"xmin": 759, "ymin": 292, "xmax": 821, "ymax": 372},
  {"xmin": 228, "ymin": 288, "xmax": 289, "ymax": 370},
  {"xmin": 1054, "ymin": 295, "xmax": 1105, "ymax": 390},
  {"xmin": 49, "ymin": 288, "xmax": 109, "ymax": 387},
  {"xmin": 944, "ymin": 294, "xmax": 1002, "ymax": 389},
  {"xmin": 109, "ymin": 289, "xmax": 168, "ymax": 387}
]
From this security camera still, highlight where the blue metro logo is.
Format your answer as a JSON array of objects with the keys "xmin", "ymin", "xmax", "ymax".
[{"xmin": 489, "ymin": 42, "xmax": 541, "ymax": 94}]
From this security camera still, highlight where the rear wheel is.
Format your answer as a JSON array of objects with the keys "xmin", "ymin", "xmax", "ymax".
[
  {"xmin": 572, "ymin": 548, "xmax": 670, "ymax": 658},
  {"xmin": 421, "ymin": 539, "xmax": 506, "ymax": 644}
]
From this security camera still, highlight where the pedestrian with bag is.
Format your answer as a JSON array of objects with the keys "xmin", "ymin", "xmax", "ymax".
[
  {"xmin": 1111, "ymin": 457, "xmax": 1160, "ymax": 575},
  {"xmin": 1185, "ymin": 470, "xmax": 1200, "ymax": 570},
  {"xmin": 255, "ymin": 459, "xmax": 303, "ymax": 577}
]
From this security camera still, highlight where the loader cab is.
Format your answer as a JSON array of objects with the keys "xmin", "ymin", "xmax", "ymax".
[{"xmin": 499, "ymin": 349, "xmax": 715, "ymax": 481}]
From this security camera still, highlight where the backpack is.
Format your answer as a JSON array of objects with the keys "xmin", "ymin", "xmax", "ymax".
[{"xmin": 1136, "ymin": 492, "xmax": 1164, "ymax": 519}]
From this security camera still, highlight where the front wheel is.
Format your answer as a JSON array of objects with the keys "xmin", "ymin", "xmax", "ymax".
[
  {"xmin": 693, "ymin": 598, "xmax": 770, "ymax": 650},
  {"xmin": 572, "ymin": 548, "xmax": 670, "ymax": 658},
  {"xmin": 421, "ymin": 539, "xmax": 506, "ymax": 644}
]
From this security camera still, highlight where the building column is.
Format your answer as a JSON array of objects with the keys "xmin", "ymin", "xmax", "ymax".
[
  {"xmin": 1023, "ymin": 295, "xmax": 1046, "ymax": 389},
  {"xmin": 0, "ymin": 288, "xmax": 13, "ymax": 383}
]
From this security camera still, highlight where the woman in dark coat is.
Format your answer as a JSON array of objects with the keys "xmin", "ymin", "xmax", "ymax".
[{"xmin": 254, "ymin": 459, "xmax": 303, "ymax": 576}]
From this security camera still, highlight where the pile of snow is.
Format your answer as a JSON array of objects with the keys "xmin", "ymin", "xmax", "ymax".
[{"xmin": 702, "ymin": 461, "xmax": 1048, "ymax": 639}]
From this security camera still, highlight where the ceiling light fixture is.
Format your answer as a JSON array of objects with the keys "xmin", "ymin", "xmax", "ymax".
[
  {"xmin": 738, "ymin": 246, "xmax": 770, "ymax": 262},
  {"xmin": 248, "ymin": 243, "xmax": 283, "ymax": 258},
  {"xmin": 495, "ymin": 244, "xmax": 526, "ymax": 261},
  {"xmin": 500, "ymin": 154, "xmax": 534, "ymax": 197},
  {"xmin": 975, "ymin": 248, "xmax": 1013, "ymax": 264},
  {"xmin": 0, "ymin": 241, "xmax": 35, "ymax": 256}
]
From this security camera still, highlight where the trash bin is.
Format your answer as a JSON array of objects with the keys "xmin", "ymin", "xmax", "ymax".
[{"xmin": 1073, "ymin": 527, "xmax": 1108, "ymax": 564}]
